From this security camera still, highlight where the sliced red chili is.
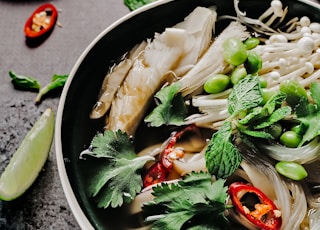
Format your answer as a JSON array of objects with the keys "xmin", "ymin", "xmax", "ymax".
[
  {"xmin": 143, "ymin": 124, "xmax": 199, "ymax": 188},
  {"xmin": 143, "ymin": 162, "xmax": 168, "ymax": 188},
  {"xmin": 229, "ymin": 182, "xmax": 282, "ymax": 230},
  {"xmin": 24, "ymin": 4, "xmax": 58, "ymax": 39}
]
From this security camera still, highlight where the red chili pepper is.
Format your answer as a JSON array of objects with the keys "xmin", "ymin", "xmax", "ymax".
[
  {"xmin": 229, "ymin": 182, "xmax": 282, "ymax": 230},
  {"xmin": 24, "ymin": 4, "xmax": 58, "ymax": 39},
  {"xmin": 143, "ymin": 124, "xmax": 199, "ymax": 188}
]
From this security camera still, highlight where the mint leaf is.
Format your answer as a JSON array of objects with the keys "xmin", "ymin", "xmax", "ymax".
[
  {"xmin": 228, "ymin": 75, "xmax": 263, "ymax": 117},
  {"xmin": 254, "ymin": 106, "xmax": 291, "ymax": 129},
  {"xmin": 144, "ymin": 82, "xmax": 187, "ymax": 127},
  {"xmin": 143, "ymin": 172, "xmax": 229, "ymax": 229},
  {"xmin": 82, "ymin": 130, "xmax": 153, "ymax": 208},
  {"xmin": 205, "ymin": 122, "xmax": 242, "ymax": 179},
  {"xmin": 238, "ymin": 128, "xmax": 274, "ymax": 139}
]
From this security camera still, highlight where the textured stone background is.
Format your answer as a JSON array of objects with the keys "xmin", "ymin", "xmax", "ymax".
[{"xmin": 0, "ymin": 0, "xmax": 128, "ymax": 229}]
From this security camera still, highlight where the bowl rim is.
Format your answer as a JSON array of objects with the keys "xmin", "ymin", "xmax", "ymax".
[{"xmin": 55, "ymin": 0, "xmax": 320, "ymax": 229}]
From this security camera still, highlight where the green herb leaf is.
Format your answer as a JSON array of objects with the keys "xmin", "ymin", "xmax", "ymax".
[
  {"xmin": 143, "ymin": 172, "xmax": 229, "ymax": 229},
  {"xmin": 228, "ymin": 75, "xmax": 263, "ymax": 117},
  {"xmin": 124, "ymin": 0, "xmax": 157, "ymax": 11},
  {"xmin": 9, "ymin": 70, "xmax": 41, "ymax": 90},
  {"xmin": 298, "ymin": 113, "xmax": 320, "ymax": 147},
  {"xmin": 82, "ymin": 130, "xmax": 153, "ymax": 208},
  {"xmin": 205, "ymin": 122, "xmax": 242, "ymax": 179},
  {"xmin": 310, "ymin": 82, "xmax": 320, "ymax": 109},
  {"xmin": 144, "ymin": 82, "xmax": 187, "ymax": 127},
  {"xmin": 35, "ymin": 74, "xmax": 68, "ymax": 103},
  {"xmin": 84, "ymin": 130, "xmax": 136, "ymax": 159},
  {"xmin": 238, "ymin": 128, "xmax": 274, "ymax": 139},
  {"xmin": 254, "ymin": 106, "xmax": 292, "ymax": 129}
]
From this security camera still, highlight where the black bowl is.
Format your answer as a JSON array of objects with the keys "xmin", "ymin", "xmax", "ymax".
[{"xmin": 55, "ymin": 0, "xmax": 320, "ymax": 229}]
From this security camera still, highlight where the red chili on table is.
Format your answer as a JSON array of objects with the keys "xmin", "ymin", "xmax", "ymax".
[
  {"xmin": 229, "ymin": 182, "xmax": 282, "ymax": 230},
  {"xmin": 24, "ymin": 4, "xmax": 58, "ymax": 39}
]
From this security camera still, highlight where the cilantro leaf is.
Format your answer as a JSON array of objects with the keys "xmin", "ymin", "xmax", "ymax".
[
  {"xmin": 9, "ymin": 70, "xmax": 41, "ymax": 90},
  {"xmin": 144, "ymin": 82, "xmax": 187, "ymax": 127},
  {"xmin": 89, "ymin": 156, "xmax": 152, "ymax": 208},
  {"xmin": 228, "ymin": 75, "xmax": 263, "ymax": 117},
  {"xmin": 143, "ymin": 172, "xmax": 229, "ymax": 229},
  {"xmin": 205, "ymin": 122, "xmax": 242, "ymax": 179},
  {"xmin": 124, "ymin": 0, "xmax": 157, "ymax": 11},
  {"xmin": 35, "ymin": 74, "xmax": 68, "ymax": 103},
  {"xmin": 296, "ymin": 82, "xmax": 320, "ymax": 147},
  {"xmin": 84, "ymin": 129, "xmax": 136, "ymax": 159},
  {"xmin": 82, "ymin": 130, "xmax": 154, "ymax": 208},
  {"xmin": 238, "ymin": 128, "xmax": 274, "ymax": 139}
]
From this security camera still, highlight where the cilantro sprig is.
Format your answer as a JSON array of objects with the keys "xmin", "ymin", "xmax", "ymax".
[
  {"xmin": 143, "ymin": 172, "xmax": 229, "ymax": 230},
  {"xmin": 144, "ymin": 82, "xmax": 188, "ymax": 127},
  {"xmin": 81, "ymin": 130, "xmax": 154, "ymax": 208}
]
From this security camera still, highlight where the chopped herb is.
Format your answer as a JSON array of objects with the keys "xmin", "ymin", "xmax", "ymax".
[
  {"xmin": 124, "ymin": 0, "xmax": 157, "ymax": 11},
  {"xmin": 81, "ymin": 130, "xmax": 154, "ymax": 208},
  {"xmin": 9, "ymin": 70, "xmax": 41, "ymax": 90},
  {"xmin": 35, "ymin": 74, "xmax": 68, "ymax": 103},
  {"xmin": 144, "ymin": 82, "xmax": 187, "ymax": 127},
  {"xmin": 143, "ymin": 172, "xmax": 229, "ymax": 229}
]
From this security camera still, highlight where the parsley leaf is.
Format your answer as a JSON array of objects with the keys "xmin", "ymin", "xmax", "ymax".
[
  {"xmin": 228, "ymin": 75, "xmax": 263, "ymax": 117},
  {"xmin": 143, "ymin": 172, "xmax": 229, "ymax": 229},
  {"xmin": 205, "ymin": 122, "xmax": 242, "ymax": 179},
  {"xmin": 81, "ymin": 130, "xmax": 154, "ymax": 208},
  {"xmin": 144, "ymin": 82, "xmax": 188, "ymax": 127}
]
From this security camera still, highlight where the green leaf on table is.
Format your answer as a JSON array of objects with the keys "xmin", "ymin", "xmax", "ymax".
[
  {"xmin": 9, "ymin": 70, "xmax": 41, "ymax": 90},
  {"xmin": 143, "ymin": 172, "xmax": 229, "ymax": 229},
  {"xmin": 205, "ymin": 122, "xmax": 242, "ymax": 179},
  {"xmin": 144, "ymin": 82, "xmax": 187, "ymax": 127},
  {"xmin": 35, "ymin": 74, "xmax": 68, "ymax": 103},
  {"xmin": 228, "ymin": 75, "xmax": 263, "ymax": 117},
  {"xmin": 124, "ymin": 0, "xmax": 157, "ymax": 11}
]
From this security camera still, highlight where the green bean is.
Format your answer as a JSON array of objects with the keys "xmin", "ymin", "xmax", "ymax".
[
  {"xmin": 275, "ymin": 161, "xmax": 308, "ymax": 181},
  {"xmin": 280, "ymin": 130, "xmax": 302, "ymax": 148},
  {"xmin": 204, "ymin": 74, "xmax": 230, "ymax": 94},
  {"xmin": 244, "ymin": 37, "xmax": 260, "ymax": 50},
  {"xmin": 222, "ymin": 38, "xmax": 247, "ymax": 66},
  {"xmin": 231, "ymin": 66, "xmax": 247, "ymax": 85},
  {"xmin": 266, "ymin": 122, "xmax": 283, "ymax": 139},
  {"xmin": 279, "ymin": 80, "xmax": 308, "ymax": 107},
  {"xmin": 244, "ymin": 50, "xmax": 262, "ymax": 74}
]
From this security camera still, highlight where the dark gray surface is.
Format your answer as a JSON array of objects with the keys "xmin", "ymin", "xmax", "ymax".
[{"xmin": 0, "ymin": 0, "xmax": 128, "ymax": 229}]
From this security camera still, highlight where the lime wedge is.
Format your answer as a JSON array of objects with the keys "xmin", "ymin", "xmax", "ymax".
[{"xmin": 0, "ymin": 108, "xmax": 54, "ymax": 201}]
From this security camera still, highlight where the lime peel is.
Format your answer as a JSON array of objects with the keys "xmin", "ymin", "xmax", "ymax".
[{"xmin": 0, "ymin": 108, "xmax": 55, "ymax": 201}]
